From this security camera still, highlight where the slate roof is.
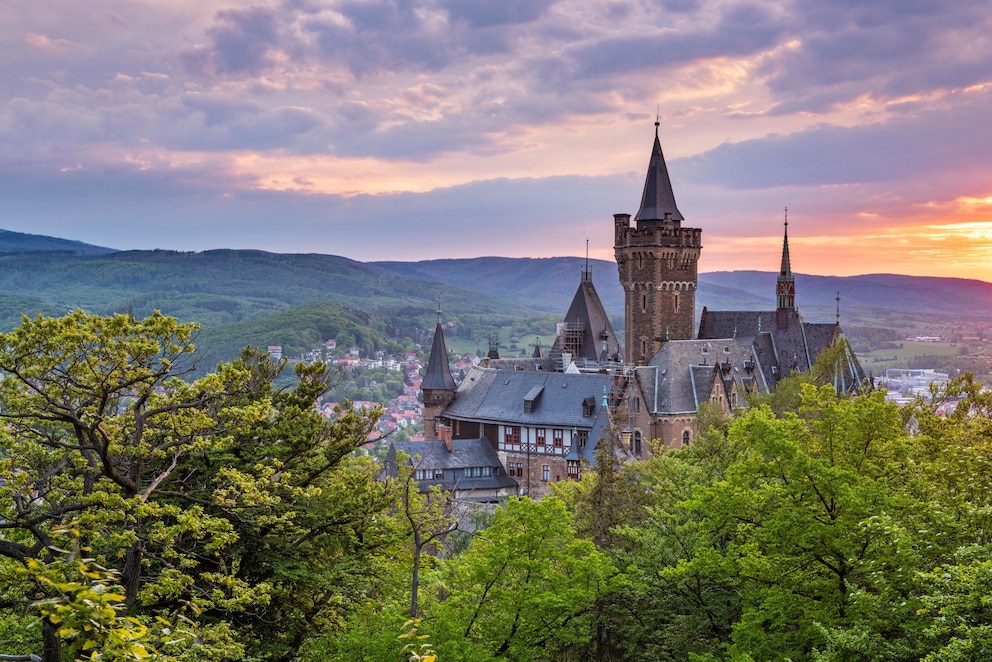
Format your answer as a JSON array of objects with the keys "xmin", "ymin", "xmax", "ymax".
[
  {"xmin": 698, "ymin": 308, "xmax": 812, "ymax": 372},
  {"xmin": 635, "ymin": 339, "xmax": 766, "ymax": 414},
  {"xmin": 444, "ymin": 367, "xmax": 615, "ymax": 430},
  {"xmin": 552, "ymin": 273, "xmax": 623, "ymax": 364},
  {"xmin": 385, "ymin": 438, "xmax": 518, "ymax": 493},
  {"xmin": 564, "ymin": 408, "xmax": 614, "ymax": 465},
  {"xmin": 697, "ymin": 308, "xmax": 863, "ymax": 390},
  {"xmin": 485, "ymin": 357, "xmax": 557, "ymax": 372},
  {"xmin": 634, "ymin": 124, "xmax": 684, "ymax": 225},
  {"xmin": 422, "ymin": 323, "xmax": 456, "ymax": 391}
]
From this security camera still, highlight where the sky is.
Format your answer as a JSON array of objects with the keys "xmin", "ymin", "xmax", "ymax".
[{"xmin": 3, "ymin": 0, "xmax": 992, "ymax": 281}]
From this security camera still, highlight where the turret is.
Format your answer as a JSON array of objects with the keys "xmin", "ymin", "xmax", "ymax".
[{"xmin": 422, "ymin": 303, "xmax": 456, "ymax": 440}]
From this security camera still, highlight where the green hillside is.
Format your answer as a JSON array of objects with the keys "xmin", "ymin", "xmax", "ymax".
[
  {"xmin": 193, "ymin": 301, "xmax": 403, "ymax": 366},
  {"xmin": 0, "ymin": 249, "xmax": 540, "ymax": 333}
]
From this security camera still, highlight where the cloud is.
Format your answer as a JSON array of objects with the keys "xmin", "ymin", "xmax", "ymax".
[
  {"xmin": 182, "ymin": 5, "xmax": 284, "ymax": 75},
  {"xmin": 678, "ymin": 88, "xmax": 992, "ymax": 190},
  {"xmin": 440, "ymin": 0, "xmax": 559, "ymax": 28}
]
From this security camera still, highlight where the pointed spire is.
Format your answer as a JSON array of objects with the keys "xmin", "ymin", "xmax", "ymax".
[
  {"xmin": 776, "ymin": 207, "xmax": 795, "ymax": 310},
  {"xmin": 423, "ymin": 318, "xmax": 455, "ymax": 391},
  {"xmin": 836, "ymin": 291, "xmax": 841, "ymax": 324},
  {"xmin": 634, "ymin": 119, "xmax": 684, "ymax": 225}
]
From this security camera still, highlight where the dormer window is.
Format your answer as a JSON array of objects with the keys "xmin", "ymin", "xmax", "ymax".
[{"xmin": 582, "ymin": 396, "xmax": 596, "ymax": 417}]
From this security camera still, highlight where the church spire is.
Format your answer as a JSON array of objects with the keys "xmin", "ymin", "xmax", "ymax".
[
  {"xmin": 634, "ymin": 118, "xmax": 684, "ymax": 225},
  {"xmin": 776, "ymin": 208, "xmax": 795, "ymax": 310}
]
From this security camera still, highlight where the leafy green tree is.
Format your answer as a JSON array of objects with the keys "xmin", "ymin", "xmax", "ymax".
[
  {"xmin": 428, "ymin": 497, "xmax": 618, "ymax": 661},
  {"xmin": 608, "ymin": 404, "xmax": 746, "ymax": 661},
  {"xmin": 686, "ymin": 386, "xmax": 929, "ymax": 660},
  {"xmin": 908, "ymin": 375, "xmax": 992, "ymax": 660},
  {"xmin": 0, "ymin": 312, "xmax": 392, "ymax": 661}
]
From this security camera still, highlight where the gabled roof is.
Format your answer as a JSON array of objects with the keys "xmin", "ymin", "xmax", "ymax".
[
  {"xmin": 423, "ymin": 323, "xmax": 456, "ymax": 391},
  {"xmin": 443, "ymin": 367, "xmax": 614, "ymax": 429},
  {"xmin": 634, "ymin": 124, "xmax": 684, "ymax": 225},
  {"xmin": 636, "ymin": 339, "xmax": 766, "ymax": 414},
  {"xmin": 697, "ymin": 309, "xmax": 862, "ymax": 390},
  {"xmin": 698, "ymin": 308, "xmax": 812, "ymax": 375},
  {"xmin": 552, "ymin": 273, "xmax": 623, "ymax": 364}
]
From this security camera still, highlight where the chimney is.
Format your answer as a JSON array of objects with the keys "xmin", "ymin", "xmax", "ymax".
[{"xmin": 439, "ymin": 424, "xmax": 453, "ymax": 452}]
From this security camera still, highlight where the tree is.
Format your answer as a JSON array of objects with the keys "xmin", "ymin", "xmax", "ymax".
[
  {"xmin": 685, "ymin": 386, "xmax": 928, "ymax": 660},
  {"xmin": 429, "ymin": 497, "xmax": 618, "ymax": 661},
  {"xmin": 0, "ymin": 312, "xmax": 392, "ymax": 661}
]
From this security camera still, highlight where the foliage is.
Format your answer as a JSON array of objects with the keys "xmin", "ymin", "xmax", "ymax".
[
  {"xmin": 399, "ymin": 619, "xmax": 438, "ymax": 662},
  {"xmin": 0, "ymin": 311, "xmax": 393, "ymax": 661},
  {"xmin": 429, "ymin": 497, "xmax": 619, "ymax": 661}
]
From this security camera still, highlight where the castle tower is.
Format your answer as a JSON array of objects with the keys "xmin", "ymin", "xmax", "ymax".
[
  {"xmin": 775, "ymin": 209, "xmax": 795, "ymax": 329},
  {"xmin": 615, "ymin": 122, "xmax": 702, "ymax": 364},
  {"xmin": 421, "ymin": 305, "xmax": 456, "ymax": 441}
]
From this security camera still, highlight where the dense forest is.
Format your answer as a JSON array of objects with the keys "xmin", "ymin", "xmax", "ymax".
[{"xmin": 1, "ymin": 311, "xmax": 990, "ymax": 661}]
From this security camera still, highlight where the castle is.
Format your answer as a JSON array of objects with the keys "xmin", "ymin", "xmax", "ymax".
[{"xmin": 393, "ymin": 122, "xmax": 863, "ymax": 499}]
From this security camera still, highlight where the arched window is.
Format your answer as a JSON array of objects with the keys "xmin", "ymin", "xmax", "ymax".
[
  {"xmin": 641, "ymin": 293, "xmax": 647, "ymax": 313},
  {"xmin": 682, "ymin": 430, "xmax": 691, "ymax": 446},
  {"xmin": 632, "ymin": 431, "xmax": 643, "ymax": 457},
  {"xmin": 673, "ymin": 292, "xmax": 680, "ymax": 314},
  {"xmin": 641, "ymin": 339, "xmax": 647, "ymax": 357}
]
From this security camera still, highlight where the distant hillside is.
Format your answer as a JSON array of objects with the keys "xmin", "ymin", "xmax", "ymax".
[
  {"xmin": 700, "ymin": 271, "xmax": 992, "ymax": 319},
  {"xmin": 372, "ymin": 257, "xmax": 771, "ymax": 317},
  {"xmin": 0, "ymin": 228, "xmax": 115, "ymax": 255},
  {"xmin": 0, "ymin": 249, "xmax": 541, "ymax": 332},
  {"xmin": 194, "ymin": 300, "xmax": 404, "ymax": 368},
  {"xmin": 3, "ymin": 227, "xmax": 992, "ymax": 367}
]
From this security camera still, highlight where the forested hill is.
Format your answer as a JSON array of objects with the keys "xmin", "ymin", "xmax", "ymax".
[
  {"xmin": 0, "ymin": 249, "xmax": 539, "ymax": 331},
  {"xmin": 3, "ymin": 229, "xmax": 992, "ymax": 366},
  {"xmin": 371, "ymin": 257, "xmax": 992, "ymax": 320},
  {"xmin": 0, "ymin": 228, "xmax": 115, "ymax": 255}
]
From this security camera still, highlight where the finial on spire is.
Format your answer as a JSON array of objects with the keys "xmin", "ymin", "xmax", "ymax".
[
  {"xmin": 836, "ymin": 291, "xmax": 841, "ymax": 324},
  {"xmin": 436, "ymin": 295, "xmax": 442, "ymax": 326},
  {"xmin": 655, "ymin": 106, "xmax": 660, "ymax": 135},
  {"xmin": 784, "ymin": 206, "xmax": 788, "ymax": 235}
]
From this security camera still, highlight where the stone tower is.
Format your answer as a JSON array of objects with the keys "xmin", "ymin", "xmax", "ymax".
[
  {"xmin": 421, "ymin": 308, "xmax": 456, "ymax": 441},
  {"xmin": 615, "ymin": 122, "xmax": 702, "ymax": 365}
]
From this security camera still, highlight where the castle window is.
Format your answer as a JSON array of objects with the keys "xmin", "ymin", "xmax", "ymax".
[
  {"xmin": 673, "ymin": 292, "xmax": 680, "ymax": 314},
  {"xmin": 682, "ymin": 430, "xmax": 691, "ymax": 446},
  {"xmin": 502, "ymin": 426, "xmax": 521, "ymax": 449},
  {"xmin": 641, "ymin": 293, "xmax": 648, "ymax": 313},
  {"xmin": 567, "ymin": 460, "xmax": 580, "ymax": 480},
  {"xmin": 536, "ymin": 428, "xmax": 546, "ymax": 448},
  {"xmin": 542, "ymin": 465, "xmax": 550, "ymax": 481},
  {"xmin": 553, "ymin": 429, "xmax": 564, "ymax": 448},
  {"xmin": 641, "ymin": 339, "xmax": 647, "ymax": 357},
  {"xmin": 578, "ymin": 430, "xmax": 588, "ymax": 450},
  {"xmin": 632, "ymin": 431, "xmax": 643, "ymax": 457}
]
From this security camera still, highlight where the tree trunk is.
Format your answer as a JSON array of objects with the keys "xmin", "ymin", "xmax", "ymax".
[
  {"xmin": 41, "ymin": 619, "xmax": 60, "ymax": 662},
  {"xmin": 123, "ymin": 544, "xmax": 143, "ymax": 610}
]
